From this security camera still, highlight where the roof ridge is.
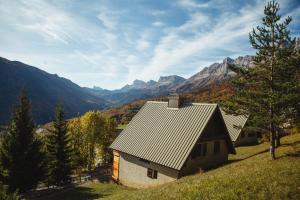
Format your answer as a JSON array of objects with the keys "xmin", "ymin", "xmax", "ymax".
[
  {"xmin": 191, "ymin": 103, "xmax": 218, "ymax": 106},
  {"xmin": 146, "ymin": 101, "xmax": 167, "ymax": 103},
  {"xmin": 146, "ymin": 101, "xmax": 218, "ymax": 106}
]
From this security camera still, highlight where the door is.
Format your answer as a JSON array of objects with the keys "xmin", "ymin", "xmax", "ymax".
[{"xmin": 112, "ymin": 150, "xmax": 120, "ymax": 181}]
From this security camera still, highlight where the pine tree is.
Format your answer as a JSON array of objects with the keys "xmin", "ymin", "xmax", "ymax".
[
  {"xmin": 225, "ymin": 1, "xmax": 298, "ymax": 160},
  {"xmin": 47, "ymin": 104, "xmax": 72, "ymax": 186},
  {"xmin": 0, "ymin": 90, "xmax": 45, "ymax": 192},
  {"xmin": 0, "ymin": 182, "xmax": 19, "ymax": 200}
]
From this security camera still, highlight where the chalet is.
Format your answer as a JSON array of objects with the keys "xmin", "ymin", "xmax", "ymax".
[
  {"xmin": 110, "ymin": 96, "xmax": 236, "ymax": 188},
  {"xmin": 221, "ymin": 111, "xmax": 257, "ymax": 146}
]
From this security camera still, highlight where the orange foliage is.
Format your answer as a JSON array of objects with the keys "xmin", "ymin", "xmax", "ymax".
[{"xmin": 104, "ymin": 80, "xmax": 234, "ymax": 124}]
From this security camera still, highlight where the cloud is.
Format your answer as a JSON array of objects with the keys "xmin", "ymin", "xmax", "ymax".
[
  {"xmin": 152, "ymin": 21, "xmax": 165, "ymax": 27},
  {"xmin": 177, "ymin": 12, "xmax": 210, "ymax": 32},
  {"xmin": 150, "ymin": 10, "xmax": 166, "ymax": 16},
  {"xmin": 132, "ymin": 0, "xmax": 267, "ymax": 82},
  {"xmin": 137, "ymin": 40, "xmax": 151, "ymax": 50},
  {"xmin": 177, "ymin": 0, "xmax": 209, "ymax": 10},
  {"xmin": 97, "ymin": 11, "xmax": 117, "ymax": 30},
  {"xmin": 0, "ymin": 0, "xmax": 103, "ymax": 45}
]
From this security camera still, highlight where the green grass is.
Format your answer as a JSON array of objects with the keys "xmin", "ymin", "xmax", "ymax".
[{"xmin": 38, "ymin": 134, "xmax": 300, "ymax": 200}]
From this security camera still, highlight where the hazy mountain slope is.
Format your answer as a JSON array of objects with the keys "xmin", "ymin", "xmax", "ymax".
[
  {"xmin": 86, "ymin": 75, "xmax": 186, "ymax": 106},
  {"xmin": 0, "ymin": 57, "xmax": 109, "ymax": 125},
  {"xmin": 86, "ymin": 56, "xmax": 252, "ymax": 106}
]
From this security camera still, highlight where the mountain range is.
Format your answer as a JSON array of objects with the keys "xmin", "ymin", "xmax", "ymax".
[
  {"xmin": 0, "ymin": 55, "xmax": 253, "ymax": 125},
  {"xmin": 85, "ymin": 55, "xmax": 253, "ymax": 105}
]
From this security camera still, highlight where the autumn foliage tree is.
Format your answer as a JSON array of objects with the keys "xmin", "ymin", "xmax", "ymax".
[{"xmin": 68, "ymin": 111, "xmax": 117, "ymax": 171}]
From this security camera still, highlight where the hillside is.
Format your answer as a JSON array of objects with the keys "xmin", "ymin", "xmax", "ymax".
[
  {"xmin": 39, "ymin": 133, "xmax": 300, "ymax": 200},
  {"xmin": 0, "ymin": 57, "xmax": 109, "ymax": 125}
]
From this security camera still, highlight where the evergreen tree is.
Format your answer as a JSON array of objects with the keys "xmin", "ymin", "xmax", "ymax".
[
  {"xmin": 47, "ymin": 104, "xmax": 72, "ymax": 186},
  {"xmin": 0, "ymin": 182, "xmax": 19, "ymax": 200},
  {"xmin": 225, "ymin": 1, "xmax": 298, "ymax": 160},
  {"xmin": 0, "ymin": 90, "xmax": 45, "ymax": 192}
]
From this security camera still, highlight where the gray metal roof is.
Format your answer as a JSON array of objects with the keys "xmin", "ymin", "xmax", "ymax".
[
  {"xmin": 221, "ymin": 111, "xmax": 248, "ymax": 141},
  {"xmin": 110, "ymin": 101, "xmax": 225, "ymax": 170}
]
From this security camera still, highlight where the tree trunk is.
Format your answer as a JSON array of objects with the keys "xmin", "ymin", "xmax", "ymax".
[
  {"xmin": 270, "ymin": 123, "xmax": 276, "ymax": 160},
  {"xmin": 88, "ymin": 143, "xmax": 94, "ymax": 172},
  {"xmin": 275, "ymin": 131, "xmax": 281, "ymax": 148},
  {"xmin": 270, "ymin": 18, "xmax": 276, "ymax": 160}
]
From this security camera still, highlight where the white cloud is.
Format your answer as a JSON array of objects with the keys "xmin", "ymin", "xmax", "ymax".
[
  {"xmin": 177, "ymin": 0, "xmax": 209, "ymax": 10},
  {"xmin": 0, "ymin": 0, "xmax": 100, "ymax": 45},
  {"xmin": 152, "ymin": 21, "xmax": 165, "ymax": 27},
  {"xmin": 177, "ymin": 12, "xmax": 210, "ymax": 32},
  {"xmin": 137, "ymin": 40, "xmax": 151, "ymax": 50},
  {"xmin": 131, "ymin": 0, "xmax": 266, "ymax": 82},
  {"xmin": 150, "ymin": 10, "xmax": 166, "ymax": 16},
  {"xmin": 97, "ymin": 12, "xmax": 116, "ymax": 30}
]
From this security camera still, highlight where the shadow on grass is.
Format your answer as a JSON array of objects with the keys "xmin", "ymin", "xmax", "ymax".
[
  {"xmin": 285, "ymin": 151, "xmax": 300, "ymax": 157},
  {"xmin": 228, "ymin": 149, "xmax": 269, "ymax": 164},
  {"xmin": 33, "ymin": 184, "xmax": 112, "ymax": 200},
  {"xmin": 280, "ymin": 140, "xmax": 300, "ymax": 147},
  {"xmin": 235, "ymin": 142, "xmax": 260, "ymax": 147}
]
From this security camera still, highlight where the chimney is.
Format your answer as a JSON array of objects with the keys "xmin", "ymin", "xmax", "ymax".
[{"xmin": 168, "ymin": 94, "xmax": 180, "ymax": 108}]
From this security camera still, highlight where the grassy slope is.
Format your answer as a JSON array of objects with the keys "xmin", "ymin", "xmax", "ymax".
[{"xmin": 40, "ymin": 134, "xmax": 300, "ymax": 200}]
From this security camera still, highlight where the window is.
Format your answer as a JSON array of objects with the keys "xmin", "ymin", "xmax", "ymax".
[
  {"xmin": 153, "ymin": 170, "xmax": 157, "ymax": 179},
  {"xmin": 248, "ymin": 133, "xmax": 255, "ymax": 137},
  {"xmin": 214, "ymin": 141, "xmax": 220, "ymax": 154},
  {"xmin": 202, "ymin": 143, "xmax": 207, "ymax": 156},
  {"xmin": 241, "ymin": 132, "xmax": 245, "ymax": 138},
  {"xmin": 147, "ymin": 168, "xmax": 158, "ymax": 179},
  {"xmin": 191, "ymin": 143, "xmax": 202, "ymax": 159},
  {"xmin": 147, "ymin": 168, "xmax": 153, "ymax": 178},
  {"xmin": 191, "ymin": 143, "xmax": 207, "ymax": 159}
]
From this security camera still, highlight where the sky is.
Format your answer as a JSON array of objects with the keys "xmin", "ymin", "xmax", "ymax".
[{"xmin": 0, "ymin": 0, "xmax": 300, "ymax": 90}]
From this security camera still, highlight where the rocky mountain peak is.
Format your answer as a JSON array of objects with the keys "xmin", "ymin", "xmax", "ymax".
[
  {"xmin": 175, "ymin": 55, "xmax": 253, "ymax": 93},
  {"xmin": 121, "ymin": 79, "xmax": 146, "ymax": 90},
  {"xmin": 158, "ymin": 75, "xmax": 185, "ymax": 84},
  {"xmin": 133, "ymin": 79, "xmax": 146, "ymax": 86},
  {"xmin": 223, "ymin": 57, "xmax": 234, "ymax": 63}
]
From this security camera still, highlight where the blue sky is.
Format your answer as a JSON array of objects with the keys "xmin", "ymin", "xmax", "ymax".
[{"xmin": 0, "ymin": 0, "xmax": 299, "ymax": 89}]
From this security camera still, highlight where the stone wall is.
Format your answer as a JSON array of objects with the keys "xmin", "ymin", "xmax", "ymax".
[{"xmin": 118, "ymin": 152, "xmax": 179, "ymax": 188}]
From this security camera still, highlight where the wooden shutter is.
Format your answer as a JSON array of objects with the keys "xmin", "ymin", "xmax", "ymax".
[{"xmin": 112, "ymin": 151, "xmax": 120, "ymax": 181}]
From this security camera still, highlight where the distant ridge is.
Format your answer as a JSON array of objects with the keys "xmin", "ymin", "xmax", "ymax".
[{"xmin": 86, "ymin": 55, "xmax": 253, "ymax": 106}]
